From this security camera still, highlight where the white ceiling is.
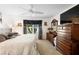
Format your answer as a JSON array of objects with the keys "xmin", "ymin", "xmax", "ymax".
[{"xmin": 0, "ymin": 4, "xmax": 76, "ymax": 18}]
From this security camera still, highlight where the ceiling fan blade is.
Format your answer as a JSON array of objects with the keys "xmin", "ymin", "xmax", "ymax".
[
  {"xmin": 32, "ymin": 11, "xmax": 43, "ymax": 14},
  {"xmin": 29, "ymin": 4, "xmax": 44, "ymax": 14}
]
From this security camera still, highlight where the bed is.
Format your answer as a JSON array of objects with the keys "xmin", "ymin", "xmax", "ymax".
[{"xmin": 0, "ymin": 34, "xmax": 39, "ymax": 55}]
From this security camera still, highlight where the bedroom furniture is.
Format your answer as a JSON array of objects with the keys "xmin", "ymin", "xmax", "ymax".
[
  {"xmin": 56, "ymin": 23, "xmax": 79, "ymax": 55},
  {"xmin": 46, "ymin": 31, "xmax": 57, "ymax": 46}
]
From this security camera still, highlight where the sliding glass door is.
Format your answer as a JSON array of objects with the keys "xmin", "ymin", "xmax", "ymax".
[
  {"xmin": 23, "ymin": 20, "xmax": 42, "ymax": 39},
  {"xmin": 26, "ymin": 24, "xmax": 39, "ymax": 33}
]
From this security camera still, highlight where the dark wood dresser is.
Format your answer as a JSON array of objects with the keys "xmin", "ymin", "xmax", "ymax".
[{"xmin": 56, "ymin": 24, "xmax": 79, "ymax": 55}]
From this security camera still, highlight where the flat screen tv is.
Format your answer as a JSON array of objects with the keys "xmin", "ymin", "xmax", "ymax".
[{"xmin": 60, "ymin": 4, "xmax": 79, "ymax": 24}]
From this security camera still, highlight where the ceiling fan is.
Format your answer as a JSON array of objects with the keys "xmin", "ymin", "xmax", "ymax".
[
  {"xmin": 28, "ymin": 4, "xmax": 43, "ymax": 14},
  {"xmin": 21, "ymin": 4, "xmax": 44, "ymax": 14}
]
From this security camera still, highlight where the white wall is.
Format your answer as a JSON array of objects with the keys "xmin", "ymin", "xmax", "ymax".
[{"xmin": 2, "ymin": 14, "xmax": 14, "ymax": 27}]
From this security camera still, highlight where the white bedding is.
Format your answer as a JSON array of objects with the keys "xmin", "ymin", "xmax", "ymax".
[{"xmin": 0, "ymin": 34, "xmax": 39, "ymax": 55}]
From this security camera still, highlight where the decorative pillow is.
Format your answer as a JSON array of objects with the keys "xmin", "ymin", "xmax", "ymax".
[
  {"xmin": 0, "ymin": 34, "xmax": 7, "ymax": 42},
  {"xmin": 36, "ymin": 40, "xmax": 61, "ymax": 55},
  {"xmin": 7, "ymin": 32, "xmax": 19, "ymax": 39}
]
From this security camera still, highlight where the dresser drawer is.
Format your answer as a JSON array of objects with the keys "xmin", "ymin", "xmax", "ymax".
[
  {"xmin": 56, "ymin": 47, "xmax": 64, "ymax": 54},
  {"xmin": 57, "ymin": 32, "xmax": 71, "ymax": 38},
  {"xmin": 57, "ymin": 36, "xmax": 72, "ymax": 43},
  {"xmin": 57, "ymin": 39, "xmax": 72, "ymax": 47},
  {"xmin": 57, "ymin": 35, "xmax": 71, "ymax": 42},
  {"xmin": 57, "ymin": 24, "xmax": 79, "ymax": 55},
  {"xmin": 56, "ymin": 45, "xmax": 71, "ymax": 55},
  {"xmin": 56, "ymin": 40, "xmax": 71, "ymax": 50}
]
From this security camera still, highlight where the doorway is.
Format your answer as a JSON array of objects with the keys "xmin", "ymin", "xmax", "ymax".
[{"xmin": 23, "ymin": 20, "xmax": 42, "ymax": 39}]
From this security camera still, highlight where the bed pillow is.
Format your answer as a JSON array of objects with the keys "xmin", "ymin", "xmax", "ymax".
[{"xmin": 36, "ymin": 40, "xmax": 61, "ymax": 55}]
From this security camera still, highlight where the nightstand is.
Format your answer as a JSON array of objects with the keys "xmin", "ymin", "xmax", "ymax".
[{"xmin": 46, "ymin": 31, "xmax": 57, "ymax": 46}]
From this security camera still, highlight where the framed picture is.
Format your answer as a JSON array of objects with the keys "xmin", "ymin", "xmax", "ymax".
[
  {"xmin": 17, "ymin": 23, "xmax": 22, "ymax": 27},
  {"xmin": 44, "ymin": 22, "xmax": 47, "ymax": 26}
]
